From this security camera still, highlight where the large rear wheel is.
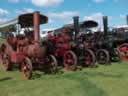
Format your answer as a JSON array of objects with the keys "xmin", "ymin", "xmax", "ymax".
[
  {"xmin": 63, "ymin": 51, "xmax": 77, "ymax": 71},
  {"xmin": 83, "ymin": 49, "xmax": 96, "ymax": 67}
]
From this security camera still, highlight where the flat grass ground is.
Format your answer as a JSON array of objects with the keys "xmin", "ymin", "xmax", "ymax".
[{"xmin": 0, "ymin": 62, "xmax": 128, "ymax": 96}]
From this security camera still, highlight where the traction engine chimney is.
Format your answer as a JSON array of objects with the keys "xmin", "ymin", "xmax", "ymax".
[
  {"xmin": 126, "ymin": 15, "xmax": 128, "ymax": 25},
  {"xmin": 73, "ymin": 16, "xmax": 80, "ymax": 40},
  {"xmin": 33, "ymin": 11, "xmax": 40, "ymax": 42},
  {"xmin": 103, "ymin": 16, "xmax": 108, "ymax": 36}
]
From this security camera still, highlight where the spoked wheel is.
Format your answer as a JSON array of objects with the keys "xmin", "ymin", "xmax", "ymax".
[
  {"xmin": 112, "ymin": 48, "xmax": 121, "ymax": 62},
  {"xmin": 96, "ymin": 49, "xmax": 110, "ymax": 64},
  {"xmin": 64, "ymin": 51, "xmax": 77, "ymax": 71},
  {"xmin": 21, "ymin": 57, "xmax": 32, "ymax": 80},
  {"xmin": 47, "ymin": 55, "xmax": 58, "ymax": 74},
  {"xmin": 83, "ymin": 49, "xmax": 96, "ymax": 67},
  {"xmin": 118, "ymin": 43, "xmax": 128, "ymax": 62},
  {"xmin": 1, "ymin": 53, "xmax": 11, "ymax": 71}
]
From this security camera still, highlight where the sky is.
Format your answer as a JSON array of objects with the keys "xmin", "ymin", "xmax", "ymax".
[{"xmin": 0, "ymin": 0, "xmax": 128, "ymax": 31}]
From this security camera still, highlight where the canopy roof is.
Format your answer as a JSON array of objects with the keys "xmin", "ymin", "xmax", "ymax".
[
  {"xmin": 81, "ymin": 20, "xmax": 98, "ymax": 28},
  {"xmin": 18, "ymin": 12, "xmax": 48, "ymax": 28},
  {"xmin": 0, "ymin": 12, "xmax": 48, "ymax": 30},
  {"xmin": 63, "ymin": 20, "xmax": 98, "ymax": 29}
]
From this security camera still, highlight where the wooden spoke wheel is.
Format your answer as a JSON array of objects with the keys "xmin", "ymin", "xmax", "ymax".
[
  {"xmin": 117, "ymin": 43, "xmax": 128, "ymax": 61},
  {"xmin": 48, "ymin": 55, "xmax": 58, "ymax": 74},
  {"xmin": 64, "ymin": 51, "xmax": 77, "ymax": 71},
  {"xmin": 21, "ymin": 57, "xmax": 32, "ymax": 80},
  {"xmin": 1, "ymin": 53, "xmax": 11, "ymax": 71},
  {"xmin": 83, "ymin": 49, "xmax": 96, "ymax": 67},
  {"xmin": 96, "ymin": 49, "xmax": 110, "ymax": 64}
]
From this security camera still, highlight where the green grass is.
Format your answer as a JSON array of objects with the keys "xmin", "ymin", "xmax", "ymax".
[
  {"xmin": 0, "ymin": 62, "xmax": 128, "ymax": 96},
  {"xmin": 0, "ymin": 37, "xmax": 127, "ymax": 96},
  {"xmin": 0, "ymin": 38, "xmax": 5, "ymax": 45}
]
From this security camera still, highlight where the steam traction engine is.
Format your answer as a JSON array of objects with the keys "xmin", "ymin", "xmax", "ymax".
[
  {"xmin": 48, "ymin": 16, "xmax": 96, "ymax": 71},
  {"xmin": 0, "ymin": 12, "xmax": 58, "ymax": 79},
  {"xmin": 81, "ymin": 16, "xmax": 128, "ymax": 64},
  {"xmin": 94, "ymin": 16, "xmax": 128, "ymax": 64},
  {"xmin": 78, "ymin": 16, "xmax": 121, "ymax": 64}
]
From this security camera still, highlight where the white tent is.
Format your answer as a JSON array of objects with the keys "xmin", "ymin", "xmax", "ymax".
[{"xmin": 0, "ymin": 18, "xmax": 18, "ymax": 28}]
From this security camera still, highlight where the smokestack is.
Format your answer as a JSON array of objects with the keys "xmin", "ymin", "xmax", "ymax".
[
  {"xmin": 103, "ymin": 16, "xmax": 108, "ymax": 36},
  {"xmin": 33, "ymin": 11, "xmax": 40, "ymax": 42},
  {"xmin": 126, "ymin": 15, "xmax": 128, "ymax": 25},
  {"xmin": 73, "ymin": 16, "xmax": 80, "ymax": 40}
]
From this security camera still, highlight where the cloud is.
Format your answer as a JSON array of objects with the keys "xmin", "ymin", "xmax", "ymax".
[
  {"xmin": 84, "ymin": 12, "xmax": 103, "ymax": 21},
  {"xmin": 42, "ymin": 28, "xmax": 57, "ymax": 31},
  {"xmin": 47, "ymin": 11, "xmax": 79, "ymax": 19},
  {"xmin": 16, "ymin": 8, "xmax": 34, "ymax": 14},
  {"xmin": 0, "ymin": 8, "xmax": 9, "ymax": 16},
  {"xmin": 31, "ymin": 0, "xmax": 64, "ymax": 7},
  {"xmin": 0, "ymin": 18, "xmax": 8, "ymax": 23},
  {"xmin": 120, "ymin": 14, "xmax": 126, "ymax": 19},
  {"xmin": 93, "ymin": 0, "xmax": 105, "ymax": 3},
  {"xmin": 8, "ymin": 0, "xmax": 19, "ymax": 3},
  {"xmin": 83, "ymin": 12, "xmax": 104, "ymax": 29},
  {"xmin": 48, "ymin": 19, "xmax": 54, "ymax": 24}
]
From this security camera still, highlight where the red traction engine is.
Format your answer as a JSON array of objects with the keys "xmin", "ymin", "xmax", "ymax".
[
  {"xmin": 48, "ymin": 30, "xmax": 77, "ymax": 71},
  {"xmin": 0, "ymin": 12, "xmax": 58, "ymax": 79}
]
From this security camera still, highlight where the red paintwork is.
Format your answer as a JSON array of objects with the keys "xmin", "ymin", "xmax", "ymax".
[
  {"xmin": 118, "ymin": 43, "xmax": 128, "ymax": 62},
  {"xmin": 11, "ymin": 52, "xmax": 25, "ymax": 63},
  {"xmin": 0, "ymin": 12, "xmax": 48, "ymax": 67},
  {"xmin": 48, "ymin": 31, "xmax": 71, "ymax": 57}
]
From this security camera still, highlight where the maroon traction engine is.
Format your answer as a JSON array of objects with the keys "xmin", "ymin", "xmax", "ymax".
[
  {"xmin": 0, "ymin": 12, "xmax": 58, "ymax": 79},
  {"xmin": 48, "ymin": 31, "xmax": 77, "ymax": 71}
]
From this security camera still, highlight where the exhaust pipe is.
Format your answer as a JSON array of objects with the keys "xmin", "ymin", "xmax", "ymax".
[
  {"xmin": 103, "ymin": 16, "xmax": 108, "ymax": 36},
  {"xmin": 73, "ymin": 16, "xmax": 80, "ymax": 40},
  {"xmin": 33, "ymin": 11, "xmax": 40, "ymax": 42},
  {"xmin": 126, "ymin": 15, "xmax": 128, "ymax": 25}
]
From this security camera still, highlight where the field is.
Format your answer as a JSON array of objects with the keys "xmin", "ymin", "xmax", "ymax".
[{"xmin": 0, "ymin": 62, "xmax": 128, "ymax": 96}]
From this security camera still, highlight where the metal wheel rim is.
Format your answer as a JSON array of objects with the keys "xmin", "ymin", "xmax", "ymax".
[
  {"xmin": 21, "ymin": 57, "xmax": 32, "ymax": 80},
  {"xmin": 64, "ymin": 51, "xmax": 77, "ymax": 71},
  {"xmin": 2, "ymin": 53, "xmax": 10, "ymax": 71},
  {"xmin": 97, "ymin": 49, "xmax": 110, "ymax": 64},
  {"xmin": 49, "ymin": 55, "xmax": 58, "ymax": 73},
  {"xmin": 84, "ymin": 49, "xmax": 95, "ymax": 66}
]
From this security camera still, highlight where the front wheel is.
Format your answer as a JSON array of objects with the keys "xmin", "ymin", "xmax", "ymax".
[
  {"xmin": 20, "ymin": 57, "xmax": 32, "ymax": 80},
  {"xmin": 1, "ymin": 53, "xmax": 11, "ymax": 71},
  {"xmin": 63, "ymin": 51, "xmax": 77, "ymax": 71},
  {"xmin": 47, "ymin": 55, "xmax": 58, "ymax": 74},
  {"xmin": 96, "ymin": 49, "xmax": 110, "ymax": 64}
]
